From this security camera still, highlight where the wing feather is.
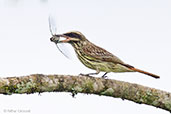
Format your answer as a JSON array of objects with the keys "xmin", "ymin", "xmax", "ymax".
[{"xmin": 82, "ymin": 42, "xmax": 124, "ymax": 64}]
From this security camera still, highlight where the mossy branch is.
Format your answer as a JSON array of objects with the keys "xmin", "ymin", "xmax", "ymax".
[{"xmin": 0, "ymin": 74, "xmax": 170, "ymax": 112}]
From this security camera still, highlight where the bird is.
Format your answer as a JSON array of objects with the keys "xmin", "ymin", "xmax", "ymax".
[{"xmin": 50, "ymin": 31, "xmax": 160, "ymax": 79}]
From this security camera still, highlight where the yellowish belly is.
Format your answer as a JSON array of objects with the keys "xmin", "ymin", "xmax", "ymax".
[{"xmin": 78, "ymin": 55, "xmax": 133, "ymax": 73}]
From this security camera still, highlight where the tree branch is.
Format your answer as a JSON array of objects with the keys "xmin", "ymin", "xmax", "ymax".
[{"xmin": 0, "ymin": 74, "xmax": 170, "ymax": 112}]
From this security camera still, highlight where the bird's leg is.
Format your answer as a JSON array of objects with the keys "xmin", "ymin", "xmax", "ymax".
[
  {"xmin": 79, "ymin": 69, "xmax": 100, "ymax": 77},
  {"xmin": 102, "ymin": 72, "xmax": 108, "ymax": 78}
]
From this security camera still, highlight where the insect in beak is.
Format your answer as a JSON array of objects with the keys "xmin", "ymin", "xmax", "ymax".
[{"xmin": 50, "ymin": 35, "xmax": 60, "ymax": 43}]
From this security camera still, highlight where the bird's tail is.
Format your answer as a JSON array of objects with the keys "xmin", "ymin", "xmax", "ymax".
[
  {"xmin": 120, "ymin": 63, "xmax": 160, "ymax": 79},
  {"xmin": 129, "ymin": 67, "xmax": 160, "ymax": 79}
]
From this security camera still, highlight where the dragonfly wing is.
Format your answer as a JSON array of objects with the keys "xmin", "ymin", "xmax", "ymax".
[
  {"xmin": 56, "ymin": 43, "xmax": 74, "ymax": 60},
  {"xmin": 49, "ymin": 15, "xmax": 57, "ymax": 35}
]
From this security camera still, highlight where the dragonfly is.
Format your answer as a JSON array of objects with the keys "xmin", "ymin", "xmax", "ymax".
[{"xmin": 49, "ymin": 16, "xmax": 72, "ymax": 59}]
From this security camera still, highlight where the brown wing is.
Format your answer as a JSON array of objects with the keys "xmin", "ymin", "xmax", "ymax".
[{"xmin": 82, "ymin": 42, "xmax": 124, "ymax": 64}]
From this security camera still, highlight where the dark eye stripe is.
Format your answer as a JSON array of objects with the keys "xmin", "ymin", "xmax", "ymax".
[{"xmin": 64, "ymin": 33, "xmax": 81, "ymax": 39}]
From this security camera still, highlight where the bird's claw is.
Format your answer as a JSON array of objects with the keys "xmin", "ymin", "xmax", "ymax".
[
  {"xmin": 102, "ymin": 75, "xmax": 107, "ymax": 79},
  {"xmin": 79, "ymin": 73, "xmax": 93, "ymax": 77},
  {"xmin": 101, "ymin": 72, "xmax": 108, "ymax": 79},
  {"xmin": 79, "ymin": 73, "xmax": 87, "ymax": 76}
]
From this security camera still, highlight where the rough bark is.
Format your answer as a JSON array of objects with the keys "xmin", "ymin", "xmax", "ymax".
[{"xmin": 0, "ymin": 74, "xmax": 170, "ymax": 112}]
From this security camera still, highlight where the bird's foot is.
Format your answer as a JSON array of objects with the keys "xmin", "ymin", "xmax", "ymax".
[
  {"xmin": 102, "ymin": 75, "xmax": 107, "ymax": 79},
  {"xmin": 101, "ymin": 72, "xmax": 108, "ymax": 79},
  {"xmin": 79, "ymin": 73, "xmax": 93, "ymax": 77}
]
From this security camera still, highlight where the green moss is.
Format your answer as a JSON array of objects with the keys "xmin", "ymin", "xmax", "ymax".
[
  {"xmin": 122, "ymin": 88, "xmax": 130, "ymax": 99},
  {"xmin": 1, "ymin": 79, "xmax": 39, "ymax": 94},
  {"xmin": 165, "ymin": 102, "xmax": 171, "ymax": 111},
  {"xmin": 139, "ymin": 91, "xmax": 158, "ymax": 105},
  {"xmin": 83, "ymin": 80, "xmax": 94, "ymax": 93},
  {"xmin": 56, "ymin": 82, "xmax": 64, "ymax": 92},
  {"xmin": 101, "ymin": 88, "xmax": 114, "ymax": 96},
  {"xmin": 73, "ymin": 86, "xmax": 83, "ymax": 92},
  {"xmin": 15, "ymin": 81, "xmax": 37, "ymax": 94},
  {"xmin": 2, "ymin": 85, "xmax": 17, "ymax": 95}
]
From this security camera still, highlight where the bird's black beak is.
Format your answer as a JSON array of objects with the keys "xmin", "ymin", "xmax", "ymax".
[{"xmin": 51, "ymin": 34, "xmax": 79, "ymax": 43}]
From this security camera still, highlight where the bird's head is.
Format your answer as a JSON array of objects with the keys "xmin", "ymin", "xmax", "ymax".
[{"xmin": 50, "ymin": 31, "xmax": 88, "ymax": 44}]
